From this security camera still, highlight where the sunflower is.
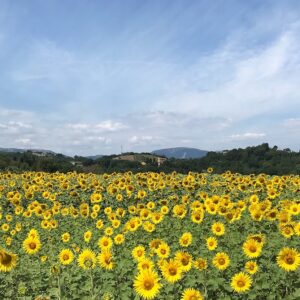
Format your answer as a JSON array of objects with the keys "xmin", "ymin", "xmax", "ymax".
[
  {"xmin": 276, "ymin": 247, "xmax": 300, "ymax": 271},
  {"xmin": 77, "ymin": 249, "xmax": 97, "ymax": 270},
  {"xmin": 191, "ymin": 210, "xmax": 204, "ymax": 224},
  {"xmin": 84, "ymin": 230, "xmax": 92, "ymax": 243},
  {"xmin": 156, "ymin": 243, "xmax": 170, "ymax": 259},
  {"xmin": 149, "ymin": 239, "xmax": 162, "ymax": 251},
  {"xmin": 96, "ymin": 219, "xmax": 104, "ymax": 229},
  {"xmin": 243, "ymin": 239, "xmax": 262, "ymax": 258},
  {"xmin": 143, "ymin": 221, "xmax": 156, "ymax": 233},
  {"xmin": 132, "ymin": 245, "xmax": 146, "ymax": 261},
  {"xmin": 175, "ymin": 251, "xmax": 192, "ymax": 272},
  {"xmin": 231, "ymin": 272, "xmax": 252, "ymax": 293},
  {"xmin": 212, "ymin": 252, "xmax": 230, "ymax": 270},
  {"xmin": 280, "ymin": 224, "xmax": 294, "ymax": 239},
  {"xmin": 161, "ymin": 259, "xmax": 183, "ymax": 283},
  {"xmin": 206, "ymin": 237, "xmax": 218, "ymax": 251},
  {"xmin": 133, "ymin": 269, "xmax": 161, "ymax": 299},
  {"xmin": 0, "ymin": 249, "xmax": 17, "ymax": 272},
  {"xmin": 179, "ymin": 232, "xmax": 192, "ymax": 247},
  {"xmin": 98, "ymin": 251, "xmax": 114, "ymax": 270},
  {"xmin": 23, "ymin": 237, "xmax": 41, "ymax": 255},
  {"xmin": 245, "ymin": 261, "xmax": 258, "ymax": 274},
  {"xmin": 211, "ymin": 222, "xmax": 225, "ymax": 236},
  {"xmin": 28, "ymin": 229, "xmax": 39, "ymax": 239},
  {"xmin": 181, "ymin": 288, "xmax": 203, "ymax": 300},
  {"xmin": 194, "ymin": 257, "xmax": 207, "ymax": 271},
  {"xmin": 138, "ymin": 257, "xmax": 154, "ymax": 272},
  {"xmin": 59, "ymin": 249, "xmax": 74, "ymax": 265},
  {"xmin": 61, "ymin": 232, "xmax": 70, "ymax": 243},
  {"xmin": 104, "ymin": 227, "xmax": 114, "ymax": 236},
  {"xmin": 114, "ymin": 234, "xmax": 125, "ymax": 245},
  {"xmin": 98, "ymin": 236, "xmax": 113, "ymax": 250}
]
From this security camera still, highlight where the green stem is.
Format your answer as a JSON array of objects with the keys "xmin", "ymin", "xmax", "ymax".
[
  {"xmin": 89, "ymin": 270, "xmax": 95, "ymax": 300},
  {"xmin": 57, "ymin": 274, "xmax": 62, "ymax": 300}
]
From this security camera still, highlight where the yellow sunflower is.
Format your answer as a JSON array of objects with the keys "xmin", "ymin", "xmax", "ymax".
[
  {"xmin": 156, "ymin": 243, "xmax": 170, "ymax": 259},
  {"xmin": 133, "ymin": 269, "xmax": 161, "ymax": 299},
  {"xmin": 179, "ymin": 232, "xmax": 192, "ymax": 247},
  {"xmin": 132, "ymin": 245, "xmax": 146, "ymax": 261},
  {"xmin": 138, "ymin": 257, "xmax": 154, "ymax": 272},
  {"xmin": 245, "ymin": 261, "xmax": 258, "ymax": 274},
  {"xmin": 0, "ymin": 249, "xmax": 17, "ymax": 272},
  {"xmin": 181, "ymin": 288, "xmax": 203, "ymax": 300},
  {"xmin": 194, "ymin": 257, "xmax": 207, "ymax": 271},
  {"xmin": 206, "ymin": 237, "xmax": 218, "ymax": 251},
  {"xmin": 84, "ymin": 230, "xmax": 92, "ymax": 243},
  {"xmin": 191, "ymin": 210, "xmax": 204, "ymax": 224},
  {"xmin": 114, "ymin": 234, "xmax": 125, "ymax": 245},
  {"xmin": 212, "ymin": 252, "xmax": 230, "ymax": 270},
  {"xmin": 98, "ymin": 236, "xmax": 113, "ymax": 251},
  {"xmin": 175, "ymin": 251, "xmax": 193, "ymax": 272},
  {"xmin": 61, "ymin": 232, "xmax": 70, "ymax": 243},
  {"xmin": 211, "ymin": 222, "xmax": 225, "ymax": 236},
  {"xmin": 243, "ymin": 239, "xmax": 262, "ymax": 258},
  {"xmin": 161, "ymin": 259, "xmax": 183, "ymax": 283},
  {"xmin": 23, "ymin": 237, "xmax": 41, "ymax": 255},
  {"xmin": 276, "ymin": 247, "xmax": 300, "ymax": 272},
  {"xmin": 77, "ymin": 249, "xmax": 97, "ymax": 270},
  {"xmin": 98, "ymin": 251, "xmax": 114, "ymax": 270},
  {"xmin": 59, "ymin": 249, "xmax": 74, "ymax": 265},
  {"xmin": 231, "ymin": 272, "xmax": 252, "ymax": 293}
]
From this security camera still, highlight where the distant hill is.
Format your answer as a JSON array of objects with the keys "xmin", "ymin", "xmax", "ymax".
[
  {"xmin": 0, "ymin": 148, "xmax": 56, "ymax": 154},
  {"xmin": 86, "ymin": 155, "xmax": 103, "ymax": 160},
  {"xmin": 152, "ymin": 147, "xmax": 208, "ymax": 159}
]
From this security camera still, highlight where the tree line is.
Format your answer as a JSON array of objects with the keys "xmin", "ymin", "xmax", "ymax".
[{"xmin": 0, "ymin": 144, "xmax": 299, "ymax": 175}]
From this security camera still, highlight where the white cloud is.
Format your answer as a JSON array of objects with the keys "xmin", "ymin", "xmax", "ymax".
[
  {"xmin": 230, "ymin": 133, "xmax": 266, "ymax": 141},
  {"xmin": 95, "ymin": 121, "xmax": 126, "ymax": 131},
  {"xmin": 15, "ymin": 138, "xmax": 32, "ymax": 145},
  {"xmin": 66, "ymin": 121, "xmax": 127, "ymax": 132}
]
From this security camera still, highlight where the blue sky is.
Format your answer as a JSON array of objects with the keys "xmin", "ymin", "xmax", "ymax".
[{"xmin": 0, "ymin": 0, "xmax": 300, "ymax": 155}]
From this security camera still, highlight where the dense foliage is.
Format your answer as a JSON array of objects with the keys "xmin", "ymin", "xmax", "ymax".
[
  {"xmin": 0, "ymin": 170, "xmax": 299, "ymax": 299},
  {"xmin": 0, "ymin": 144, "xmax": 299, "ymax": 175}
]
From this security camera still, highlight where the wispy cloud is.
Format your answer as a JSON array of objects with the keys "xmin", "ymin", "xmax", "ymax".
[{"xmin": 230, "ymin": 133, "xmax": 266, "ymax": 141}]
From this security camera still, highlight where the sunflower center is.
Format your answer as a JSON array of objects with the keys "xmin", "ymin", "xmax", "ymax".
[
  {"xmin": 237, "ymin": 280, "xmax": 245, "ymax": 287},
  {"xmin": 63, "ymin": 254, "xmax": 69, "ymax": 260},
  {"xmin": 29, "ymin": 242, "xmax": 37, "ymax": 250},
  {"xmin": 249, "ymin": 246, "xmax": 256, "ymax": 252},
  {"xmin": 169, "ymin": 267, "xmax": 177, "ymax": 275},
  {"xmin": 0, "ymin": 252, "xmax": 12, "ymax": 265},
  {"xmin": 285, "ymin": 256, "xmax": 295, "ymax": 265},
  {"xmin": 160, "ymin": 249, "xmax": 166, "ymax": 254},
  {"xmin": 84, "ymin": 259, "xmax": 93, "ymax": 268},
  {"xmin": 218, "ymin": 258, "xmax": 225, "ymax": 265},
  {"xmin": 137, "ymin": 250, "xmax": 143, "ymax": 256},
  {"xmin": 143, "ymin": 279, "xmax": 154, "ymax": 290},
  {"xmin": 103, "ymin": 241, "xmax": 108, "ymax": 246}
]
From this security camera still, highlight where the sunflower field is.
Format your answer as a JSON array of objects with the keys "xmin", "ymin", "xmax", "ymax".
[{"xmin": 0, "ymin": 170, "xmax": 300, "ymax": 300}]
